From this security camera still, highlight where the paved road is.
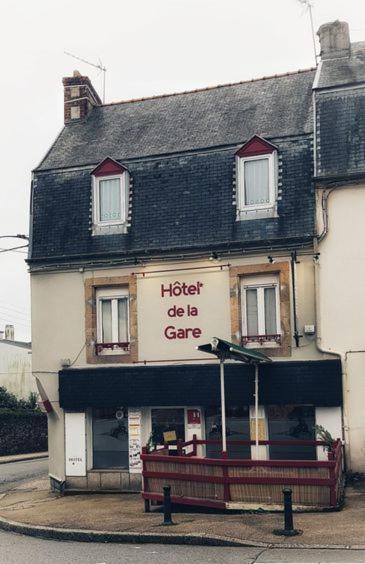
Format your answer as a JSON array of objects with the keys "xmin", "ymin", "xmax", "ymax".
[
  {"xmin": 0, "ymin": 531, "xmax": 365, "ymax": 564},
  {"xmin": 0, "ymin": 457, "xmax": 48, "ymax": 492}
]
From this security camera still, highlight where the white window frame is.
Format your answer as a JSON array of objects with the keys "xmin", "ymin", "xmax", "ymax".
[
  {"xmin": 236, "ymin": 152, "xmax": 277, "ymax": 212},
  {"xmin": 92, "ymin": 173, "xmax": 128, "ymax": 227},
  {"xmin": 96, "ymin": 287, "xmax": 130, "ymax": 355},
  {"xmin": 241, "ymin": 274, "xmax": 281, "ymax": 346}
]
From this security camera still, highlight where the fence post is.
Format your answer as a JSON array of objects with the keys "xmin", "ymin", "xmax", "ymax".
[
  {"xmin": 328, "ymin": 448, "xmax": 336, "ymax": 506},
  {"xmin": 222, "ymin": 462, "xmax": 230, "ymax": 504},
  {"xmin": 162, "ymin": 485, "xmax": 173, "ymax": 525},
  {"xmin": 273, "ymin": 488, "xmax": 302, "ymax": 536},
  {"xmin": 141, "ymin": 446, "xmax": 150, "ymax": 513},
  {"xmin": 177, "ymin": 439, "xmax": 183, "ymax": 456},
  {"xmin": 193, "ymin": 434, "xmax": 197, "ymax": 456}
]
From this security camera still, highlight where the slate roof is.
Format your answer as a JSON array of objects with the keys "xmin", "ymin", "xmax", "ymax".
[
  {"xmin": 37, "ymin": 69, "xmax": 315, "ymax": 171},
  {"xmin": 315, "ymin": 42, "xmax": 365, "ymax": 90}
]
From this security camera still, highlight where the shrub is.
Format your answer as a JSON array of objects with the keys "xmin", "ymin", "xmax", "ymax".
[
  {"xmin": 0, "ymin": 386, "xmax": 48, "ymax": 456},
  {"xmin": 0, "ymin": 408, "xmax": 48, "ymax": 456}
]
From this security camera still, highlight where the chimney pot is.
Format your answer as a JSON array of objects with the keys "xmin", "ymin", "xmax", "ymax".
[
  {"xmin": 4, "ymin": 324, "xmax": 14, "ymax": 341},
  {"xmin": 317, "ymin": 20, "xmax": 351, "ymax": 60}
]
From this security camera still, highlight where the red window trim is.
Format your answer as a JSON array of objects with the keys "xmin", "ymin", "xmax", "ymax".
[
  {"xmin": 236, "ymin": 135, "xmax": 277, "ymax": 158},
  {"xmin": 91, "ymin": 157, "xmax": 127, "ymax": 177}
]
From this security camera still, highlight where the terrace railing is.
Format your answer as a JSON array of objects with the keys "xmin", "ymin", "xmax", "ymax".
[{"xmin": 141, "ymin": 436, "xmax": 343, "ymax": 510}]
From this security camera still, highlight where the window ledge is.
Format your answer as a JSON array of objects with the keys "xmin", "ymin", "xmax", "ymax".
[
  {"xmin": 92, "ymin": 223, "xmax": 128, "ymax": 236},
  {"xmin": 95, "ymin": 342, "xmax": 130, "ymax": 355},
  {"xmin": 236, "ymin": 206, "xmax": 277, "ymax": 221},
  {"xmin": 242, "ymin": 334, "xmax": 282, "ymax": 348}
]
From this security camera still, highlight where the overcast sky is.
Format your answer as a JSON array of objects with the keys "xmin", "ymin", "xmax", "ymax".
[{"xmin": 0, "ymin": 0, "xmax": 363, "ymax": 342}]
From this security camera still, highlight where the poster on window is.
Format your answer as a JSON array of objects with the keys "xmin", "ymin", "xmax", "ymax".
[{"xmin": 128, "ymin": 409, "xmax": 142, "ymax": 473}]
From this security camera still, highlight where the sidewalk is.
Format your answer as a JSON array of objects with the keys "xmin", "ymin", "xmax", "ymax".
[
  {"xmin": 0, "ymin": 477, "xmax": 364, "ymax": 548},
  {"xmin": 0, "ymin": 452, "xmax": 48, "ymax": 465}
]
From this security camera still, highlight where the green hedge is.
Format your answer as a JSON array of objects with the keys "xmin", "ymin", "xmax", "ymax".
[{"xmin": 0, "ymin": 409, "xmax": 48, "ymax": 456}]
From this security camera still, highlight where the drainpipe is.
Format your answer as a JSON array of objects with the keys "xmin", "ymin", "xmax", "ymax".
[{"xmin": 290, "ymin": 251, "xmax": 302, "ymax": 347}]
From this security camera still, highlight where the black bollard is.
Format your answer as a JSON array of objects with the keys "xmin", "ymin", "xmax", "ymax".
[
  {"xmin": 162, "ymin": 485, "xmax": 173, "ymax": 525},
  {"xmin": 283, "ymin": 488, "xmax": 294, "ymax": 531},
  {"xmin": 273, "ymin": 488, "xmax": 302, "ymax": 536}
]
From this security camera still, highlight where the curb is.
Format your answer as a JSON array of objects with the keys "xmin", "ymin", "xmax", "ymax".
[
  {"xmin": 0, "ymin": 453, "xmax": 48, "ymax": 465},
  {"xmin": 0, "ymin": 515, "xmax": 365, "ymax": 549},
  {"xmin": 0, "ymin": 516, "xmax": 268, "ymax": 547}
]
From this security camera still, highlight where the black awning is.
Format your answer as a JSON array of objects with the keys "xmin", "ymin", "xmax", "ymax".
[{"xmin": 59, "ymin": 360, "xmax": 342, "ymax": 409}]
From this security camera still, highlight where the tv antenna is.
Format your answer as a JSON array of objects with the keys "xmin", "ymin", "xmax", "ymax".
[
  {"xmin": 64, "ymin": 51, "xmax": 106, "ymax": 103},
  {"xmin": 297, "ymin": 0, "xmax": 318, "ymax": 66}
]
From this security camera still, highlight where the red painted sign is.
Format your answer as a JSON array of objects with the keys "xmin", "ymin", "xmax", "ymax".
[{"xmin": 162, "ymin": 280, "xmax": 203, "ymax": 340}]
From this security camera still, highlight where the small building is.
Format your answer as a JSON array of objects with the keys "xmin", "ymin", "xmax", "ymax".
[
  {"xmin": 0, "ymin": 325, "xmax": 34, "ymax": 400},
  {"xmin": 29, "ymin": 20, "xmax": 362, "ymax": 496}
]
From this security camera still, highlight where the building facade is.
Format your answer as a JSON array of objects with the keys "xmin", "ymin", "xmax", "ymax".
[
  {"xmin": 0, "ymin": 325, "xmax": 33, "ymax": 400},
  {"xmin": 29, "ymin": 23, "xmax": 359, "ymax": 492},
  {"xmin": 314, "ymin": 21, "xmax": 365, "ymax": 472}
]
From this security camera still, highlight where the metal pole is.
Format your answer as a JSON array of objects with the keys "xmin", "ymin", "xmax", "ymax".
[
  {"xmin": 308, "ymin": 3, "xmax": 318, "ymax": 66},
  {"xmin": 255, "ymin": 363, "xmax": 259, "ymax": 459},
  {"xmin": 220, "ymin": 358, "xmax": 227, "ymax": 455}
]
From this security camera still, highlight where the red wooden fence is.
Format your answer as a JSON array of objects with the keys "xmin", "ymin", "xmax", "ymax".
[{"xmin": 141, "ymin": 437, "xmax": 343, "ymax": 510}]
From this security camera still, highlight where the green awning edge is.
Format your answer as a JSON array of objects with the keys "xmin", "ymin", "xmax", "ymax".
[{"xmin": 197, "ymin": 337, "xmax": 272, "ymax": 364}]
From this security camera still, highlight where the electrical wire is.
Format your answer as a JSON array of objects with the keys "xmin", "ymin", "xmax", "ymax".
[
  {"xmin": 0, "ymin": 302, "xmax": 31, "ymax": 316},
  {"xmin": 0, "ymin": 316, "xmax": 30, "ymax": 328},
  {"xmin": 0, "ymin": 247, "xmax": 28, "ymax": 254},
  {"xmin": 0, "ymin": 245, "xmax": 29, "ymax": 254},
  {"xmin": 69, "ymin": 342, "xmax": 88, "ymax": 367}
]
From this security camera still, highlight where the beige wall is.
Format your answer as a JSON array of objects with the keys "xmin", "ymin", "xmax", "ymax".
[
  {"xmin": 31, "ymin": 256, "xmax": 324, "ymax": 372},
  {"xmin": 31, "ymin": 254, "xmax": 327, "ymax": 480},
  {"xmin": 0, "ymin": 341, "xmax": 34, "ymax": 399},
  {"xmin": 317, "ymin": 184, "xmax": 365, "ymax": 471}
]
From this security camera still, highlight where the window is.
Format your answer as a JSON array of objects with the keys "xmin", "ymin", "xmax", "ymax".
[
  {"xmin": 151, "ymin": 408, "xmax": 185, "ymax": 446},
  {"xmin": 241, "ymin": 274, "xmax": 281, "ymax": 346},
  {"xmin": 267, "ymin": 405, "xmax": 316, "ymax": 460},
  {"xmin": 205, "ymin": 406, "xmax": 250, "ymax": 459},
  {"xmin": 237, "ymin": 153, "xmax": 276, "ymax": 212},
  {"xmin": 92, "ymin": 407, "xmax": 129, "ymax": 468},
  {"xmin": 96, "ymin": 287, "xmax": 129, "ymax": 354},
  {"xmin": 94, "ymin": 174, "xmax": 127, "ymax": 226}
]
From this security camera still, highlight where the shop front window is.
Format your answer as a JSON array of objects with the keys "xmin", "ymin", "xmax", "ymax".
[
  {"xmin": 267, "ymin": 405, "xmax": 316, "ymax": 460},
  {"xmin": 92, "ymin": 407, "xmax": 129, "ymax": 469},
  {"xmin": 205, "ymin": 406, "xmax": 250, "ymax": 459},
  {"xmin": 151, "ymin": 408, "xmax": 185, "ymax": 446}
]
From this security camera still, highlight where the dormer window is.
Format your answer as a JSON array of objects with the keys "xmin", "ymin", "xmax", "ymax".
[
  {"xmin": 91, "ymin": 157, "xmax": 129, "ymax": 234},
  {"xmin": 236, "ymin": 136, "xmax": 278, "ymax": 220}
]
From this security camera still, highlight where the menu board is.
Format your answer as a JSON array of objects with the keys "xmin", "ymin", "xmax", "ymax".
[{"xmin": 128, "ymin": 409, "xmax": 142, "ymax": 473}]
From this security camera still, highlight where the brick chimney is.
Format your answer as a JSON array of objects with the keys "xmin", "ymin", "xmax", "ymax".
[
  {"xmin": 4, "ymin": 324, "xmax": 14, "ymax": 341},
  {"xmin": 63, "ymin": 70, "xmax": 102, "ymax": 124},
  {"xmin": 317, "ymin": 20, "xmax": 351, "ymax": 60}
]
